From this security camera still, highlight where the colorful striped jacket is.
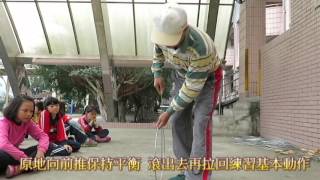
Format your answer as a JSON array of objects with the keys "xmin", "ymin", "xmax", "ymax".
[{"xmin": 151, "ymin": 26, "xmax": 221, "ymax": 115}]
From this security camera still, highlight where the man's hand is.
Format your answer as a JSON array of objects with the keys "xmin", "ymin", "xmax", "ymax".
[
  {"xmin": 156, "ymin": 112, "xmax": 170, "ymax": 129},
  {"xmin": 154, "ymin": 77, "xmax": 165, "ymax": 95},
  {"xmin": 35, "ymin": 150, "xmax": 45, "ymax": 159}
]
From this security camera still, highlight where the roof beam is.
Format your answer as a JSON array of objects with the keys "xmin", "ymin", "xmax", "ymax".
[
  {"xmin": 15, "ymin": 54, "xmax": 153, "ymax": 67},
  {"xmin": 206, "ymin": 0, "xmax": 220, "ymax": 39},
  {"xmin": 223, "ymin": 1, "xmax": 235, "ymax": 58},
  {"xmin": 2, "ymin": 0, "xmax": 24, "ymax": 53},
  {"xmin": 14, "ymin": 54, "xmax": 179, "ymax": 69},
  {"xmin": 0, "ymin": 37, "xmax": 20, "ymax": 96},
  {"xmin": 34, "ymin": 0, "xmax": 52, "ymax": 54},
  {"xmin": 66, "ymin": 0, "xmax": 81, "ymax": 55}
]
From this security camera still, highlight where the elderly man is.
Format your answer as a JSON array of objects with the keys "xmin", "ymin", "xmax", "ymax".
[{"xmin": 151, "ymin": 4, "xmax": 223, "ymax": 180}]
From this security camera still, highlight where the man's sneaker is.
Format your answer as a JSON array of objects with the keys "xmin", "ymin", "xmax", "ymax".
[
  {"xmin": 95, "ymin": 136, "xmax": 111, "ymax": 143},
  {"xmin": 5, "ymin": 165, "xmax": 21, "ymax": 178},
  {"xmin": 81, "ymin": 138, "xmax": 98, "ymax": 147},
  {"xmin": 168, "ymin": 174, "xmax": 185, "ymax": 180}
]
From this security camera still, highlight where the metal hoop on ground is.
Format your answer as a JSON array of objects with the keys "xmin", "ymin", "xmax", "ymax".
[
  {"xmin": 153, "ymin": 94, "xmax": 167, "ymax": 180},
  {"xmin": 154, "ymin": 127, "xmax": 166, "ymax": 180}
]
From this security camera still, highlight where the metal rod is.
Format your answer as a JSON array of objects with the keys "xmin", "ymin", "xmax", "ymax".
[
  {"xmin": 66, "ymin": 0, "xmax": 80, "ymax": 54},
  {"xmin": 2, "ymin": 0, "xmax": 24, "ymax": 53},
  {"xmin": 206, "ymin": 0, "xmax": 220, "ymax": 39},
  {"xmin": 196, "ymin": 0, "xmax": 201, "ymax": 27},
  {"xmin": 245, "ymin": 48, "xmax": 249, "ymax": 92},
  {"xmin": 1, "ymin": 1, "xmax": 234, "ymax": 6},
  {"xmin": 223, "ymin": 0, "xmax": 235, "ymax": 59},
  {"xmin": 0, "ymin": 0, "xmax": 213, "ymax": 5},
  {"xmin": 132, "ymin": 0, "xmax": 138, "ymax": 56},
  {"xmin": 34, "ymin": 0, "xmax": 52, "ymax": 54},
  {"xmin": 258, "ymin": 49, "xmax": 261, "ymax": 96}
]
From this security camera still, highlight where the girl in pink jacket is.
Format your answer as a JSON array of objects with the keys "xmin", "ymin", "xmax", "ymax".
[{"xmin": 0, "ymin": 95, "xmax": 67, "ymax": 178}]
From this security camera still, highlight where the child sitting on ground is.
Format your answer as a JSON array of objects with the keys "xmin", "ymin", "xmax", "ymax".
[
  {"xmin": 0, "ymin": 95, "xmax": 68, "ymax": 178},
  {"xmin": 32, "ymin": 101, "xmax": 44, "ymax": 124},
  {"xmin": 78, "ymin": 105, "xmax": 111, "ymax": 143},
  {"xmin": 39, "ymin": 97, "xmax": 81, "ymax": 154},
  {"xmin": 60, "ymin": 102, "xmax": 97, "ymax": 147}
]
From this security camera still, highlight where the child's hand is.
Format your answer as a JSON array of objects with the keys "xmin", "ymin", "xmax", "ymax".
[
  {"xmin": 35, "ymin": 150, "xmax": 45, "ymax": 159},
  {"xmin": 88, "ymin": 118, "xmax": 96, "ymax": 123},
  {"xmin": 93, "ymin": 123, "xmax": 100, "ymax": 128},
  {"xmin": 63, "ymin": 145, "xmax": 73, "ymax": 153},
  {"xmin": 89, "ymin": 120, "xmax": 95, "ymax": 127},
  {"xmin": 91, "ymin": 118, "xmax": 97, "ymax": 124}
]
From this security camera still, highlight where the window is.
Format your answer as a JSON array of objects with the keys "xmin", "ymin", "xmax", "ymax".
[
  {"xmin": 265, "ymin": 2, "xmax": 285, "ymax": 38},
  {"xmin": 283, "ymin": 0, "xmax": 291, "ymax": 31},
  {"xmin": 265, "ymin": 0, "xmax": 291, "ymax": 41},
  {"xmin": 39, "ymin": 3, "xmax": 77, "ymax": 55},
  {"xmin": 1, "ymin": 0, "xmax": 219, "ymax": 57},
  {"xmin": 7, "ymin": 2, "xmax": 48, "ymax": 54}
]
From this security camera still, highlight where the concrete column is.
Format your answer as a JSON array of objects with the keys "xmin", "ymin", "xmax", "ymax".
[
  {"xmin": 239, "ymin": 0, "xmax": 266, "ymax": 97},
  {"xmin": 15, "ymin": 62, "xmax": 32, "ymax": 96},
  {"xmin": 91, "ymin": 0, "xmax": 115, "ymax": 121}
]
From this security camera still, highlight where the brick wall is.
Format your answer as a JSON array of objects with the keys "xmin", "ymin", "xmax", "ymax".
[{"xmin": 260, "ymin": 0, "xmax": 320, "ymax": 149}]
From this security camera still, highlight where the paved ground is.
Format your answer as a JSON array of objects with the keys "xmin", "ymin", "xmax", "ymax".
[{"xmin": 0, "ymin": 128, "xmax": 319, "ymax": 180}]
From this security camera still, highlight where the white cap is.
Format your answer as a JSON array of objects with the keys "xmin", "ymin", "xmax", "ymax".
[{"xmin": 151, "ymin": 4, "xmax": 188, "ymax": 46}]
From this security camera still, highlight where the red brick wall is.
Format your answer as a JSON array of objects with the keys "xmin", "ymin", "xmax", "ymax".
[{"xmin": 260, "ymin": 0, "xmax": 320, "ymax": 149}]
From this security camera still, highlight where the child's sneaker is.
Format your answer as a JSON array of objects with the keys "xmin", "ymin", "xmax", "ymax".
[
  {"xmin": 168, "ymin": 174, "xmax": 185, "ymax": 180},
  {"xmin": 5, "ymin": 165, "xmax": 21, "ymax": 178},
  {"xmin": 81, "ymin": 138, "xmax": 98, "ymax": 147},
  {"xmin": 104, "ymin": 136, "xmax": 111, "ymax": 143},
  {"xmin": 95, "ymin": 136, "xmax": 111, "ymax": 143}
]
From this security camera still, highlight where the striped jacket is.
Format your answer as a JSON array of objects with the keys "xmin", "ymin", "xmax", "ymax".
[{"xmin": 151, "ymin": 26, "xmax": 221, "ymax": 115}]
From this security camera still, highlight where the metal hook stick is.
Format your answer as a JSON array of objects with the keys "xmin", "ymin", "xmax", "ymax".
[
  {"xmin": 154, "ymin": 128, "xmax": 159, "ymax": 180},
  {"xmin": 154, "ymin": 94, "xmax": 166, "ymax": 180},
  {"xmin": 154, "ymin": 127, "xmax": 165, "ymax": 180},
  {"xmin": 161, "ymin": 128, "xmax": 165, "ymax": 180}
]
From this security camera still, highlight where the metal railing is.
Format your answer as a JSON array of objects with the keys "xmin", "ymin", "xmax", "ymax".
[{"xmin": 218, "ymin": 69, "xmax": 240, "ymax": 112}]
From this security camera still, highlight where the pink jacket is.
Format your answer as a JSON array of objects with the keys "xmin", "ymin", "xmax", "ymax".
[{"xmin": 0, "ymin": 118, "xmax": 49, "ymax": 160}]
